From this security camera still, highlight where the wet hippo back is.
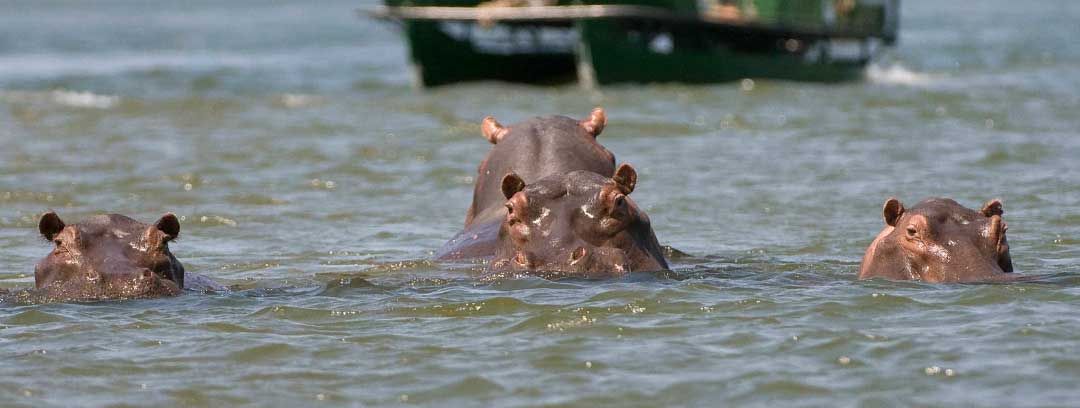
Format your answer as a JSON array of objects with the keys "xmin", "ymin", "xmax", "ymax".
[{"xmin": 440, "ymin": 108, "xmax": 615, "ymax": 259}]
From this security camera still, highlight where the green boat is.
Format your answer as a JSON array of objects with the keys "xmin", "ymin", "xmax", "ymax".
[{"xmin": 366, "ymin": 0, "xmax": 899, "ymax": 87}]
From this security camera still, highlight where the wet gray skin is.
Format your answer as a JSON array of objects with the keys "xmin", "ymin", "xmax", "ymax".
[
  {"xmin": 33, "ymin": 212, "xmax": 185, "ymax": 300},
  {"xmin": 490, "ymin": 164, "xmax": 669, "ymax": 278},
  {"xmin": 858, "ymin": 198, "xmax": 1014, "ymax": 282},
  {"xmin": 437, "ymin": 108, "xmax": 614, "ymax": 259}
]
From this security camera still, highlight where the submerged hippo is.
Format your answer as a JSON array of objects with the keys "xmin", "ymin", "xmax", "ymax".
[
  {"xmin": 490, "ymin": 165, "xmax": 668, "ymax": 277},
  {"xmin": 33, "ymin": 212, "xmax": 186, "ymax": 300},
  {"xmin": 858, "ymin": 197, "xmax": 1014, "ymax": 282},
  {"xmin": 439, "ymin": 108, "xmax": 616, "ymax": 259}
]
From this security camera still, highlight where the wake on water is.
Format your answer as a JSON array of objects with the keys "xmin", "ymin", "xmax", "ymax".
[{"xmin": 866, "ymin": 63, "xmax": 937, "ymax": 87}]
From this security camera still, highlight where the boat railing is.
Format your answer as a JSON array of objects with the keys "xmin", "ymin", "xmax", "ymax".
[{"xmin": 366, "ymin": 0, "xmax": 899, "ymax": 41}]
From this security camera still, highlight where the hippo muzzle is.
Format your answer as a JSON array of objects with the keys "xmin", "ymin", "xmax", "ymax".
[
  {"xmin": 495, "ymin": 244, "xmax": 633, "ymax": 279},
  {"xmin": 40, "ymin": 265, "xmax": 182, "ymax": 300}
]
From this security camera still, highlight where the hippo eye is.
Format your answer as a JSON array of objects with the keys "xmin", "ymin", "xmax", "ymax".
[
  {"xmin": 905, "ymin": 226, "xmax": 918, "ymax": 237},
  {"xmin": 614, "ymin": 195, "xmax": 627, "ymax": 209},
  {"xmin": 505, "ymin": 202, "xmax": 514, "ymax": 216}
]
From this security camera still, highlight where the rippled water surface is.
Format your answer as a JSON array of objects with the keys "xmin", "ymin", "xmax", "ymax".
[{"xmin": 2, "ymin": 0, "xmax": 1080, "ymax": 406}]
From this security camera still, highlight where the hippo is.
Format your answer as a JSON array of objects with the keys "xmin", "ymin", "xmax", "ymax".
[
  {"xmin": 858, "ymin": 197, "xmax": 1014, "ymax": 282},
  {"xmin": 438, "ymin": 108, "xmax": 616, "ymax": 259},
  {"xmin": 32, "ymin": 212, "xmax": 186, "ymax": 300},
  {"xmin": 489, "ymin": 165, "xmax": 669, "ymax": 277}
]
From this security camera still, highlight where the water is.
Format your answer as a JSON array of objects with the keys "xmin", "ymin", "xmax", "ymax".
[{"xmin": 2, "ymin": 0, "xmax": 1079, "ymax": 406}]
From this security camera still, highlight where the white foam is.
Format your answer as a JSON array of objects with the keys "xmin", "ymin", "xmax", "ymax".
[
  {"xmin": 50, "ymin": 89, "xmax": 119, "ymax": 109},
  {"xmin": 273, "ymin": 93, "xmax": 323, "ymax": 109},
  {"xmin": 867, "ymin": 63, "xmax": 937, "ymax": 87},
  {"xmin": 0, "ymin": 89, "xmax": 120, "ymax": 109}
]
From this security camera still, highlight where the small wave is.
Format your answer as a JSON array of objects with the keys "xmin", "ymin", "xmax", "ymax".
[
  {"xmin": 0, "ymin": 89, "xmax": 119, "ymax": 109},
  {"xmin": 189, "ymin": 214, "xmax": 238, "ymax": 227},
  {"xmin": 272, "ymin": 93, "xmax": 325, "ymax": 109},
  {"xmin": 867, "ymin": 64, "xmax": 937, "ymax": 87},
  {"xmin": 0, "ymin": 52, "xmax": 267, "ymax": 79},
  {"xmin": 0, "ymin": 46, "xmax": 371, "ymax": 80},
  {"xmin": 50, "ymin": 89, "xmax": 120, "ymax": 108}
]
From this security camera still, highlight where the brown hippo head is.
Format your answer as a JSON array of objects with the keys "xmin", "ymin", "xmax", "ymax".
[
  {"xmin": 490, "ymin": 164, "xmax": 668, "ymax": 278},
  {"xmin": 34, "ymin": 212, "xmax": 185, "ymax": 300},
  {"xmin": 466, "ymin": 107, "xmax": 615, "ymax": 228},
  {"xmin": 858, "ymin": 198, "xmax": 1014, "ymax": 282}
]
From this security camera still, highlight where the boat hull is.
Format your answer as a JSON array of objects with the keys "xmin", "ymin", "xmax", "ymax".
[
  {"xmin": 372, "ymin": 0, "xmax": 897, "ymax": 87},
  {"xmin": 579, "ymin": 20, "xmax": 869, "ymax": 85},
  {"xmin": 403, "ymin": 20, "xmax": 578, "ymax": 87}
]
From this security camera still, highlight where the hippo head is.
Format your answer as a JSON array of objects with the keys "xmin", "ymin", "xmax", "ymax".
[
  {"xmin": 858, "ymin": 198, "xmax": 1014, "ymax": 282},
  {"xmin": 34, "ymin": 212, "xmax": 185, "ymax": 299},
  {"xmin": 490, "ymin": 164, "xmax": 669, "ymax": 278},
  {"xmin": 465, "ymin": 108, "xmax": 615, "ymax": 228}
]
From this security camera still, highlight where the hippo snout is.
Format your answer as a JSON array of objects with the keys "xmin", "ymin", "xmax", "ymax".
[
  {"xmin": 568, "ymin": 246, "xmax": 630, "ymax": 278},
  {"xmin": 106, "ymin": 268, "xmax": 181, "ymax": 298}
]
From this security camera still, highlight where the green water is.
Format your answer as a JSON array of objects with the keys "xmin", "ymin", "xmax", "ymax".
[{"xmin": 2, "ymin": 0, "xmax": 1080, "ymax": 406}]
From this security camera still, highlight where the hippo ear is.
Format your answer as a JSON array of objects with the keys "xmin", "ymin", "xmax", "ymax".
[
  {"xmin": 154, "ymin": 213, "xmax": 180, "ymax": 241},
  {"xmin": 501, "ymin": 173, "xmax": 526, "ymax": 199},
  {"xmin": 579, "ymin": 107, "xmax": 606, "ymax": 137},
  {"xmin": 980, "ymin": 198, "xmax": 1004, "ymax": 217},
  {"xmin": 612, "ymin": 164, "xmax": 637, "ymax": 194},
  {"xmin": 883, "ymin": 197, "xmax": 905, "ymax": 227},
  {"xmin": 39, "ymin": 211, "xmax": 65, "ymax": 241},
  {"xmin": 481, "ymin": 116, "xmax": 510, "ymax": 144}
]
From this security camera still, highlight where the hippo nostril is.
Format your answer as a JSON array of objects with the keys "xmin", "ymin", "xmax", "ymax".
[
  {"xmin": 140, "ymin": 269, "xmax": 154, "ymax": 280},
  {"xmin": 569, "ymin": 247, "xmax": 588, "ymax": 265}
]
